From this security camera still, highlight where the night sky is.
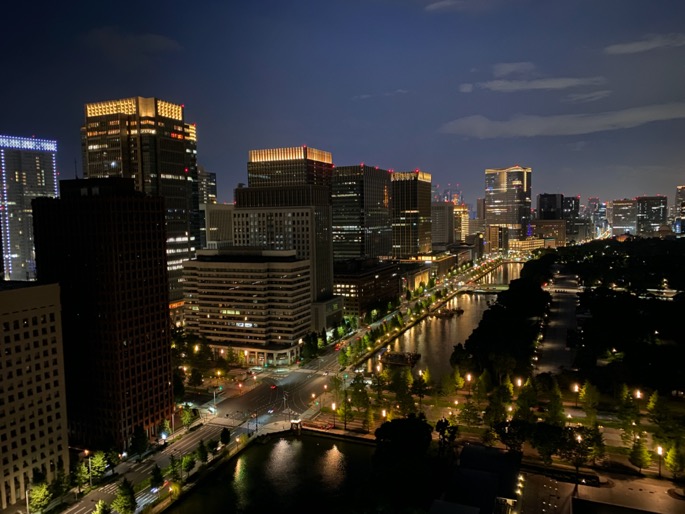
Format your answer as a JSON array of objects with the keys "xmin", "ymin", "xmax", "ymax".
[{"xmin": 2, "ymin": 0, "xmax": 684, "ymax": 206}]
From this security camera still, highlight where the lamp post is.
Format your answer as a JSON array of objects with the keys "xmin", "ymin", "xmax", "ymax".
[
  {"xmin": 466, "ymin": 373, "xmax": 472, "ymax": 398},
  {"xmin": 332, "ymin": 402, "xmax": 336, "ymax": 428},
  {"xmin": 573, "ymin": 383, "xmax": 580, "ymax": 407},
  {"xmin": 25, "ymin": 484, "xmax": 30, "ymax": 514},
  {"xmin": 84, "ymin": 450, "xmax": 92, "ymax": 487},
  {"xmin": 657, "ymin": 446, "xmax": 663, "ymax": 478}
]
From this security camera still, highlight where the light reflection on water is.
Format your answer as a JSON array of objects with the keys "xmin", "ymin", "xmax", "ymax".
[
  {"xmin": 265, "ymin": 438, "xmax": 303, "ymax": 494},
  {"xmin": 374, "ymin": 263, "xmax": 522, "ymax": 381},
  {"xmin": 320, "ymin": 444, "xmax": 346, "ymax": 490}
]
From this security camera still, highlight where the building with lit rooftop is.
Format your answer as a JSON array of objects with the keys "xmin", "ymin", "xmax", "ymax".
[{"xmin": 391, "ymin": 171, "xmax": 432, "ymax": 259}]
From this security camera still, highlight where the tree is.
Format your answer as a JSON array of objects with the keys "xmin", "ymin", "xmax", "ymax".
[
  {"xmin": 49, "ymin": 465, "xmax": 69, "ymax": 502},
  {"xmin": 188, "ymin": 368, "xmax": 203, "ymax": 387},
  {"xmin": 158, "ymin": 419, "xmax": 172, "ymax": 439},
  {"xmin": 629, "ymin": 437, "xmax": 652, "ymax": 473},
  {"xmin": 130, "ymin": 426, "xmax": 149, "ymax": 462},
  {"xmin": 579, "ymin": 381, "xmax": 600, "ymax": 426},
  {"xmin": 350, "ymin": 374, "xmax": 370, "ymax": 412},
  {"xmin": 220, "ymin": 427, "xmax": 231, "ymax": 446},
  {"xmin": 617, "ymin": 384, "xmax": 640, "ymax": 445},
  {"xmin": 559, "ymin": 427, "xmax": 593, "ymax": 485},
  {"xmin": 173, "ymin": 368, "xmax": 186, "ymax": 401},
  {"xmin": 90, "ymin": 451, "xmax": 108, "ymax": 483},
  {"xmin": 513, "ymin": 378, "xmax": 537, "ymax": 424},
  {"xmin": 150, "ymin": 464, "xmax": 164, "ymax": 490},
  {"xmin": 531, "ymin": 422, "xmax": 563, "ymax": 466},
  {"xmin": 665, "ymin": 445, "xmax": 685, "ymax": 479},
  {"xmin": 196, "ymin": 439, "xmax": 209, "ymax": 464},
  {"xmin": 168, "ymin": 454, "xmax": 181, "ymax": 482},
  {"xmin": 207, "ymin": 439, "xmax": 219, "ymax": 455},
  {"xmin": 28, "ymin": 482, "xmax": 52, "ymax": 513},
  {"xmin": 74, "ymin": 461, "xmax": 89, "ymax": 492},
  {"xmin": 93, "ymin": 500, "xmax": 112, "ymax": 514},
  {"xmin": 545, "ymin": 381, "xmax": 566, "ymax": 427},
  {"xmin": 411, "ymin": 375, "xmax": 429, "ymax": 411},
  {"xmin": 458, "ymin": 399, "xmax": 482, "ymax": 428},
  {"xmin": 494, "ymin": 420, "xmax": 529, "ymax": 453},
  {"xmin": 483, "ymin": 388, "xmax": 507, "ymax": 428},
  {"xmin": 181, "ymin": 406, "xmax": 194, "ymax": 428},
  {"xmin": 111, "ymin": 478, "xmax": 137, "ymax": 514},
  {"xmin": 182, "ymin": 454, "xmax": 196, "ymax": 481}
]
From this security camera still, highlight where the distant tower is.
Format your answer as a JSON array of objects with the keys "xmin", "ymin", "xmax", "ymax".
[
  {"xmin": 675, "ymin": 185, "xmax": 685, "ymax": 233},
  {"xmin": 332, "ymin": 164, "xmax": 391, "ymax": 260},
  {"xmin": 391, "ymin": 170, "xmax": 432, "ymax": 258},
  {"xmin": 610, "ymin": 199, "xmax": 637, "ymax": 236},
  {"xmin": 484, "ymin": 165, "xmax": 532, "ymax": 240},
  {"xmin": 197, "ymin": 165, "xmax": 217, "ymax": 248},
  {"xmin": 431, "ymin": 201, "xmax": 454, "ymax": 245},
  {"xmin": 32, "ymin": 178, "xmax": 174, "ymax": 450},
  {"xmin": 0, "ymin": 135, "xmax": 58, "ymax": 280},
  {"xmin": 636, "ymin": 195, "xmax": 668, "ymax": 235},
  {"xmin": 537, "ymin": 193, "xmax": 564, "ymax": 220},
  {"xmin": 81, "ymin": 97, "xmax": 200, "ymax": 303}
]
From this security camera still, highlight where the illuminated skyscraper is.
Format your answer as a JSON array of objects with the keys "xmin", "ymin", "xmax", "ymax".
[
  {"xmin": 675, "ymin": 185, "xmax": 685, "ymax": 233},
  {"xmin": 0, "ymin": 135, "xmax": 58, "ymax": 280},
  {"xmin": 610, "ymin": 198, "xmax": 637, "ymax": 236},
  {"xmin": 391, "ymin": 171, "xmax": 432, "ymax": 258},
  {"xmin": 332, "ymin": 164, "xmax": 391, "ymax": 260},
  {"xmin": 484, "ymin": 165, "xmax": 532, "ymax": 240},
  {"xmin": 636, "ymin": 195, "xmax": 667, "ymax": 235},
  {"xmin": 32, "ymin": 178, "xmax": 173, "ymax": 450},
  {"xmin": 81, "ymin": 97, "xmax": 200, "ymax": 302}
]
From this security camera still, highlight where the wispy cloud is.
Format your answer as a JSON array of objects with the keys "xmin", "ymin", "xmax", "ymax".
[
  {"xmin": 425, "ymin": 0, "xmax": 506, "ymax": 12},
  {"xmin": 604, "ymin": 33, "xmax": 685, "ymax": 55},
  {"xmin": 459, "ymin": 83, "xmax": 474, "ymax": 93},
  {"xmin": 563, "ymin": 90, "xmax": 612, "ymax": 104},
  {"xmin": 439, "ymin": 102, "xmax": 685, "ymax": 138},
  {"xmin": 352, "ymin": 89, "xmax": 409, "ymax": 101},
  {"xmin": 477, "ymin": 76, "xmax": 605, "ymax": 92},
  {"xmin": 492, "ymin": 61, "xmax": 535, "ymax": 78},
  {"xmin": 85, "ymin": 26, "xmax": 181, "ymax": 70}
]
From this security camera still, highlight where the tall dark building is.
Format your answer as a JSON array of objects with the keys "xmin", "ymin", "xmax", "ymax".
[
  {"xmin": 675, "ymin": 185, "xmax": 685, "ymax": 233},
  {"xmin": 484, "ymin": 166, "xmax": 532, "ymax": 240},
  {"xmin": 636, "ymin": 195, "xmax": 668, "ymax": 235},
  {"xmin": 197, "ymin": 165, "xmax": 218, "ymax": 248},
  {"xmin": 81, "ymin": 97, "xmax": 200, "ymax": 303},
  {"xmin": 32, "ymin": 178, "xmax": 173, "ymax": 450},
  {"xmin": 332, "ymin": 165, "xmax": 391, "ymax": 260},
  {"xmin": 235, "ymin": 147, "xmax": 341, "ymax": 330},
  {"xmin": 391, "ymin": 171, "xmax": 432, "ymax": 258},
  {"xmin": 0, "ymin": 135, "xmax": 59, "ymax": 280},
  {"xmin": 537, "ymin": 193, "xmax": 564, "ymax": 220}
]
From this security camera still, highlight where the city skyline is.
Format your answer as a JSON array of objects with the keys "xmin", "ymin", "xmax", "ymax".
[{"xmin": 1, "ymin": 1, "xmax": 684, "ymax": 206}]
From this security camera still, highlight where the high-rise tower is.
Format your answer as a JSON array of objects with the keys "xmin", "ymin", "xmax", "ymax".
[
  {"xmin": 32, "ymin": 178, "xmax": 173, "ymax": 450},
  {"xmin": 332, "ymin": 164, "xmax": 391, "ymax": 260},
  {"xmin": 81, "ymin": 97, "xmax": 200, "ymax": 303},
  {"xmin": 391, "ymin": 171, "xmax": 432, "ymax": 258},
  {"xmin": 636, "ymin": 195, "xmax": 668, "ymax": 235},
  {"xmin": 484, "ymin": 166, "xmax": 532, "ymax": 240},
  {"xmin": 0, "ymin": 135, "xmax": 58, "ymax": 280}
]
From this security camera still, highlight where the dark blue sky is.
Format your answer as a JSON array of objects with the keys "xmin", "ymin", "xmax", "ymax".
[{"xmin": 2, "ymin": 0, "xmax": 684, "ymax": 206}]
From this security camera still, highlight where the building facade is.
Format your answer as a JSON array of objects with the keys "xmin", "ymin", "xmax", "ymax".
[
  {"xmin": 81, "ymin": 97, "xmax": 200, "ymax": 303},
  {"xmin": 610, "ymin": 198, "xmax": 637, "ymax": 236},
  {"xmin": 537, "ymin": 193, "xmax": 564, "ymax": 220},
  {"xmin": 484, "ymin": 166, "xmax": 532, "ymax": 240},
  {"xmin": 32, "ymin": 178, "xmax": 174, "ymax": 450},
  {"xmin": 0, "ymin": 283, "xmax": 69, "ymax": 510},
  {"xmin": 333, "ymin": 259, "xmax": 400, "ymax": 319},
  {"xmin": 0, "ymin": 135, "xmax": 58, "ymax": 281},
  {"xmin": 183, "ymin": 249, "xmax": 310, "ymax": 365},
  {"xmin": 331, "ymin": 165, "xmax": 392, "ymax": 260},
  {"xmin": 636, "ymin": 195, "xmax": 668, "ymax": 236},
  {"xmin": 530, "ymin": 219, "xmax": 567, "ymax": 247},
  {"xmin": 431, "ymin": 201, "xmax": 454, "ymax": 246},
  {"xmin": 391, "ymin": 171, "xmax": 432, "ymax": 259}
]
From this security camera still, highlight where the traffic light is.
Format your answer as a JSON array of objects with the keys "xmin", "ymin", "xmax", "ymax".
[{"xmin": 218, "ymin": 386, "xmax": 223, "ymax": 391}]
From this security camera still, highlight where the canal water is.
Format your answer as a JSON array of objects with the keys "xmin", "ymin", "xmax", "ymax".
[
  {"xmin": 375, "ymin": 262, "xmax": 523, "ymax": 381},
  {"xmin": 166, "ymin": 434, "xmax": 376, "ymax": 514}
]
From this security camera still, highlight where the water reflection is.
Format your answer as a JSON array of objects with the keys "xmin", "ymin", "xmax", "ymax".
[
  {"xmin": 320, "ymin": 444, "xmax": 346, "ymax": 490},
  {"xmin": 265, "ymin": 438, "xmax": 303, "ymax": 494}
]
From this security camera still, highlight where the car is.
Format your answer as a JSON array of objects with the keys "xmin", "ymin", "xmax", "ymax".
[
  {"xmin": 268, "ymin": 409, "xmax": 274, "ymax": 414},
  {"xmin": 270, "ymin": 384, "xmax": 277, "ymax": 390}
]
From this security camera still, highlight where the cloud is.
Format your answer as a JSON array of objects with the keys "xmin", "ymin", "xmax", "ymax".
[
  {"xmin": 459, "ymin": 83, "xmax": 474, "ymax": 93},
  {"xmin": 478, "ymin": 76, "xmax": 605, "ymax": 92},
  {"xmin": 352, "ymin": 89, "xmax": 409, "ymax": 100},
  {"xmin": 425, "ymin": 0, "xmax": 505, "ymax": 12},
  {"xmin": 85, "ymin": 26, "xmax": 181, "ymax": 70},
  {"xmin": 563, "ymin": 90, "xmax": 612, "ymax": 104},
  {"xmin": 492, "ymin": 61, "xmax": 535, "ymax": 78},
  {"xmin": 439, "ymin": 102, "xmax": 685, "ymax": 138},
  {"xmin": 604, "ymin": 33, "xmax": 685, "ymax": 55}
]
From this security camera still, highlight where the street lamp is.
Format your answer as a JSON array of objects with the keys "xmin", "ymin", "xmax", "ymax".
[
  {"xmin": 84, "ymin": 450, "xmax": 92, "ymax": 487},
  {"xmin": 657, "ymin": 446, "xmax": 663, "ymax": 478},
  {"xmin": 332, "ymin": 402, "xmax": 336, "ymax": 428},
  {"xmin": 466, "ymin": 373, "xmax": 472, "ymax": 397},
  {"xmin": 573, "ymin": 383, "xmax": 580, "ymax": 407}
]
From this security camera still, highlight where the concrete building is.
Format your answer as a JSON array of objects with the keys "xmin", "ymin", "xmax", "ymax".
[
  {"xmin": 183, "ymin": 249, "xmax": 311, "ymax": 366},
  {"xmin": 431, "ymin": 201, "xmax": 454, "ymax": 246},
  {"xmin": 636, "ymin": 196, "xmax": 667, "ymax": 236},
  {"xmin": 453, "ymin": 203, "xmax": 470, "ymax": 241},
  {"xmin": 530, "ymin": 219, "xmax": 567, "ymax": 247},
  {"xmin": 203, "ymin": 203, "xmax": 234, "ymax": 247},
  {"xmin": 332, "ymin": 165, "xmax": 392, "ymax": 260},
  {"xmin": 0, "ymin": 135, "xmax": 58, "ymax": 281},
  {"xmin": 485, "ymin": 226, "xmax": 509, "ymax": 253},
  {"xmin": 537, "ymin": 193, "xmax": 564, "ymax": 220},
  {"xmin": 391, "ymin": 171, "xmax": 432, "ymax": 258},
  {"xmin": 610, "ymin": 198, "xmax": 637, "ymax": 236},
  {"xmin": 484, "ymin": 166, "xmax": 532, "ymax": 240},
  {"xmin": 333, "ymin": 259, "xmax": 400, "ymax": 319},
  {"xmin": 81, "ymin": 97, "xmax": 200, "ymax": 304},
  {"xmin": 0, "ymin": 283, "xmax": 69, "ymax": 510},
  {"xmin": 32, "ymin": 178, "xmax": 174, "ymax": 450}
]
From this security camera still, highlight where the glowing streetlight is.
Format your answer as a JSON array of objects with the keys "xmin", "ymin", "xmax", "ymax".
[
  {"xmin": 573, "ymin": 383, "xmax": 580, "ymax": 407},
  {"xmin": 84, "ymin": 450, "xmax": 92, "ymax": 487},
  {"xmin": 332, "ymin": 402, "xmax": 336, "ymax": 428},
  {"xmin": 657, "ymin": 446, "xmax": 663, "ymax": 478}
]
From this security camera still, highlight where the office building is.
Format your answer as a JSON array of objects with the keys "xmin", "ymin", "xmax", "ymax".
[
  {"xmin": 636, "ymin": 196, "xmax": 668, "ymax": 236},
  {"xmin": 485, "ymin": 225, "xmax": 509, "ymax": 253},
  {"xmin": 333, "ymin": 259, "xmax": 400, "ymax": 319},
  {"xmin": 674, "ymin": 186, "xmax": 685, "ymax": 234},
  {"xmin": 331, "ymin": 165, "xmax": 392, "ymax": 260},
  {"xmin": 81, "ymin": 97, "xmax": 200, "ymax": 303},
  {"xmin": 197, "ymin": 166, "xmax": 218, "ymax": 248},
  {"xmin": 0, "ymin": 282, "xmax": 69, "ymax": 510},
  {"xmin": 530, "ymin": 219, "xmax": 567, "ymax": 247},
  {"xmin": 235, "ymin": 147, "xmax": 341, "ymax": 331},
  {"xmin": 391, "ymin": 171, "xmax": 432, "ymax": 258},
  {"xmin": 0, "ymin": 135, "xmax": 58, "ymax": 281},
  {"xmin": 32, "ymin": 178, "xmax": 173, "ymax": 450},
  {"xmin": 431, "ymin": 201, "xmax": 454, "ymax": 246},
  {"xmin": 203, "ymin": 203, "xmax": 234, "ymax": 246},
  {"xmin": 453, "ymin": 204, "xmax": 470, "ymax": 241},
  {"xmin": 537, "ymin": 193, "xmax": 564, "ymax": 220},
  {"xmin": 610, "ymin": 199, "xmax": 637, "ymax": 236},
  {"xmin": 484, "ymin": 166, "xmax": 532, "ymax": 239},
  {"xmin": 183, "ymin": 249, "xmax": 310, "ymax": 365}
]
